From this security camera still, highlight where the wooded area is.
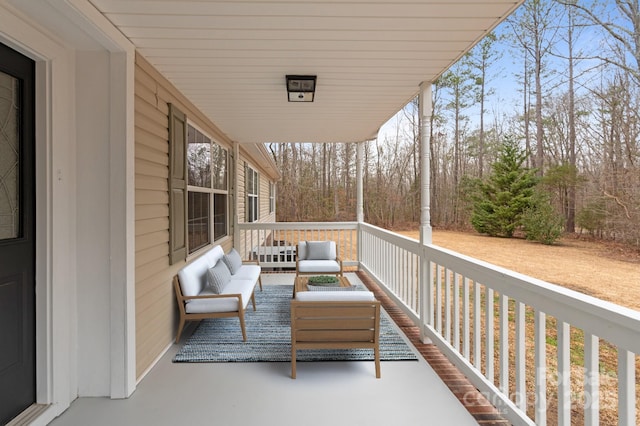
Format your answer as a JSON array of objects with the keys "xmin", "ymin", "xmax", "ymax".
[{"xmin": 269, "ymin": 0, "xmax": 640, "ymax": 249}]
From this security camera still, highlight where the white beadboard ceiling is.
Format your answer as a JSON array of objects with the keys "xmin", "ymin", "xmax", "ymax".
[{"xmin": 89, "ymin": 0, "xmax": 522, "ymax": 144}]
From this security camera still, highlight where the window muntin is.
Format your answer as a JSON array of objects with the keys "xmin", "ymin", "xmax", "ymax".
[{"xmin": 187, "ymin": 124, "xmax": 228, "ymax": 253}]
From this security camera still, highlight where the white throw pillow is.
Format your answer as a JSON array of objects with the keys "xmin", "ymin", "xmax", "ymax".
[
  {"xmin": 306, "ymin": 241, "xmax": 333, "ymax": 260},
  {"xmin": 222, "ymin": 248, "xmax": 243, "ymax": 275},
  {"xmin": 207, "ymin": 260, "xmax": 231, "ymax": 294}
]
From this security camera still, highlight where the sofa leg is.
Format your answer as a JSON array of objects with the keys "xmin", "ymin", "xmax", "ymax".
[
  {"xmin": 258, "ymin": 275, "xmax": 263, "ymax": 291},
  {"xmin": 239, "ymin": 314, "xmax": 247, "ymax": 341}
]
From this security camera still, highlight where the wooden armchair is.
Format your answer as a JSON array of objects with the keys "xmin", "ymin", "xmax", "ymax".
[
  {"xmin": 295, "ymin": 240, "xmax": 343, "ymax": 277},
  {"xmin": 290, "ymin": 291, "xmax": 381, "ymax": 378}
]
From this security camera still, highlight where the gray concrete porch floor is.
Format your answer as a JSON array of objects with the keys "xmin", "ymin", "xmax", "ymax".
[{"xmin": 49, "ymin": 273, "xmax": 477, "ymax": 426}]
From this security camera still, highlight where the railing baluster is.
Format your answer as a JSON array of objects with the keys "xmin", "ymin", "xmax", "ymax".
[
  {"xmin": 557, "ymin": 321, "xmax": 571, "ymax": 426},
  {"xmin": 618, "ymin": 349, "xmax": 636, "ymax": 426},
  {"xmin": 427, "ymin": 261, "xmax": 435, "ymax": 328},
  {"xmin": 535, "ymin": 310, "xmax": 547, "ymax": 426},
  {"xmin": 499, "ymin": 293, "xmax": 509, "ymax": 395},
  {"xmin": 436, "ymin": 265, "xmax": 442, "ymax": 334},
  {"xmin": 463, "ymin": 277, "xmax": 470, "ymax": 359},
  {"xmin": 584, "ymin": 333, "xmax": 599, "ymax": 426},
  {"xmin": 473, "ymin": 280, "xmax": 481, "ymax": 370},
  {"xmin": 453, "ymin": 273, "xmax": 460, "ymax": 351},
  {"xmin": 515, "ymin": 302, "xmax": 526, "ymax": 412},
  {"xmin": 485, "ymin": 287, "xmax": 494, "ymax": 383},
  {"xmin": 445, "ymin": 269, "xmax": 452, "ymax": 343}
]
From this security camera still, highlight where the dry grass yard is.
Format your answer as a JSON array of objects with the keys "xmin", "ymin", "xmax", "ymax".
[
  {"xmin": 398, "ymin": 229, "xmax": 640, "ymax": 425},
  {"xmin": 401, "ymin": 229, "xmax": 640, "ymax": 312}
]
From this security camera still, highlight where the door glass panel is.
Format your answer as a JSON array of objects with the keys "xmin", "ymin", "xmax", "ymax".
[{"xmin": 0, "ymin": 71, "xmax": 19, "ymax": 240}]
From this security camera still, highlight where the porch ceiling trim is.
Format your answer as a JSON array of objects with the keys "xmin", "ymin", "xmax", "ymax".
[{"xmin": 89, "ymin": 0, "xmax": 523, "ymax": 144}]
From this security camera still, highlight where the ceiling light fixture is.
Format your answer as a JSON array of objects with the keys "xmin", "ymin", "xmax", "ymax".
[{"xmin": 286, "ymin": 75, "xmax": 316, "ymax": 102}]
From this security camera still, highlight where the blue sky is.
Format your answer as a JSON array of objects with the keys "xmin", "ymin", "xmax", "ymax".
[{"xmin": 379, "ymin": 0, "xmax": 632, "ymax": 143}]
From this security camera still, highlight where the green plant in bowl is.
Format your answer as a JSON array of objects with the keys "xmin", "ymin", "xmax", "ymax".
[{"xmin": 308, "ymin": 275, "xmax": 339, "ymax": 286}]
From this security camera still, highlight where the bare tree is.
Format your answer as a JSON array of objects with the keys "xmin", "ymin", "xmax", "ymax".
[
  {"xmin": 508, "ymin": 0, "xmax": 562, "ymax": 175},
  {"xmin": 468, "ymin": 32, "xmax": 501, "ymax": 178}
]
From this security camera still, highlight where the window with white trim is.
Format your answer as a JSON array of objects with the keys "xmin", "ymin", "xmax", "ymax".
[
  {"xmin": 269, "ymin": 182, "xmax": 275, "ymax": 214},
  {"xmin": 246, "ymin": 164, "xmax": 259, "ymax": 222},
  {"xmin": 187, "ymin": 124, "xmax": 228, "ymax": 253}
]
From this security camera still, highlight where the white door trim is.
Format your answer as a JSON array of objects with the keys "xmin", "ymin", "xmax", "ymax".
[{"xmin": 1, "ymin": 1, "xmax": 136, "ymax": 423}]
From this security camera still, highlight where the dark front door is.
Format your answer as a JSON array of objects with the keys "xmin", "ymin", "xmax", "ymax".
[{"xmin": 0, "ymin": 41, "xmax": 36, "ymax": 425}]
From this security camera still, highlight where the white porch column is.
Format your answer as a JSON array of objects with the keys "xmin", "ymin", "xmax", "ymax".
[
  {"xmin": 419, "ymin": 81, "xmax": 433, "ymax": 344},
  {"xmin": 356, "ymin": 142, "xmax": 364, "ymax": 223},
  {"xmin": 419, "ymin": 82, "xmax": 433, "ymax": 244},
  {"xmin": 233, "ymin": 142, "xmax": 240, "ymax": 248}
]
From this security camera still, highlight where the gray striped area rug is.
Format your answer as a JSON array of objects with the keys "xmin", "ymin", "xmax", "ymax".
[{"xmin": 173, "ymin": 284, "xmax": 418, "ymax": 363}]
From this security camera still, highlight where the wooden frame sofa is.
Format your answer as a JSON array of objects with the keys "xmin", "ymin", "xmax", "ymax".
[
  {"xmin": 290, "ymin": 291, "xmax": 381, "ymax": 378},
  {"xmin": 173, "ymin": 245, "xmax": 262, "ymax": 343}
]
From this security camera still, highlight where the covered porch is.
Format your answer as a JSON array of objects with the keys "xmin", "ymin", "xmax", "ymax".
[
  {"xmin": 50, "ymin": 272, "xmax": 484, "ymax": 426},
  {"xmin": 2, "ymin": 1, "xmax": 639, "ymax": 425},
  {"xmin": 51, "ymin": 222, "xmax": 640, "ymax": 426}
]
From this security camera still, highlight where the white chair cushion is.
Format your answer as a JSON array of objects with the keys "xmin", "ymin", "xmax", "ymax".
[
  {"xmin": 306, "ymin": 241, "xmax": 335, "ymax": 260},
  {"xmin": 295, "ymin": 291, "xmax": 375, "ymax": 302},
  {"xmin": 297, "ymin": 259, "xmax": 341, "ymax": 273},
  {"xmin": 185, "ymin": 279, "xmax": 256, "ymax": 314},
  {"xmin": 298, "ymin": 240, "xmax": 338, "ymax": 260}
]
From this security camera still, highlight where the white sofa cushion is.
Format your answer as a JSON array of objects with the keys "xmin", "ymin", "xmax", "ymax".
[
  {"xmin": 185, "ymin": 278, "xmax": 256, "ymax": 314},
  {"xmin": 203, "ymin": 245, "xmax": 225, "ymax": 268},
  {"xmin": 177, "ymin": 254, "xmax": 211, "ymax": 298},
  {"xmin": 297, "ymin": 259, "xmax": 341, "ymax": 274},
  {"xmin": 207, "ymin": 260, "xmax": 231, "ymax": 294},
  {"xmin": 232, "ymin": 264, "xmax": 261, "ymax": 282},
  {"xmin": 295, "ymin": 291, "xmax": 375, "ymax": 302}
]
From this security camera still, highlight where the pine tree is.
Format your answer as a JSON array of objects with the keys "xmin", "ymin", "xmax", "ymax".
[{"xmin": 470, "ymin": 137, "xmax": 539, "ymax": 237}]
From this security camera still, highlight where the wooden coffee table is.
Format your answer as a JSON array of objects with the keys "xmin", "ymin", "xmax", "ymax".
[{"xmin": 293, "ymin": 275, "xmax": 350, "ymax": 297}]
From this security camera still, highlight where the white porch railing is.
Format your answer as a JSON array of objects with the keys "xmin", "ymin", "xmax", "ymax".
[
  {"xmin": 235, "ymin": 221, "xmax": 358, "ymax": 270},
  {"xmin": 237, "ymin": 221, "xmax": 640, "ymax": 426}
]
